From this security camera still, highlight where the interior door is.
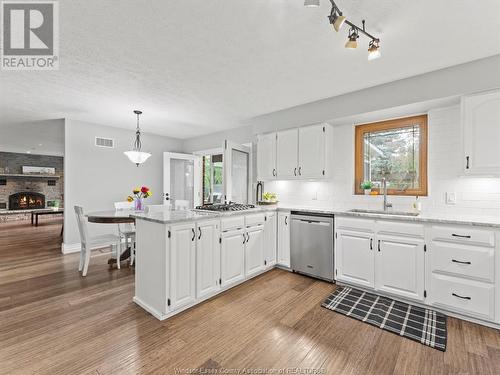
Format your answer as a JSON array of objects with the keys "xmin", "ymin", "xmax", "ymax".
[
  {"xmin": 223, "ymin": 141, "xmax": 251, "ymax": 204},
  {"xmin": 163, "ymin": 152, "xmax": 201, "ymax": 208}
]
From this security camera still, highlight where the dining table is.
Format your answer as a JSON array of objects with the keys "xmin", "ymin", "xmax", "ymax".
[{"xmin": 86, "ymin": 210, "xmax": 136, "ymax": 265}]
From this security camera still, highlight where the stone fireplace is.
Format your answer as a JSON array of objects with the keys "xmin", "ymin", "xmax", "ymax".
[{"xmin": 9, "ymin": 192, "xmax": 46, "ymax": 210}]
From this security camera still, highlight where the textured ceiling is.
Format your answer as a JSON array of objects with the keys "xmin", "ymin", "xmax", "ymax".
[{"xmin": 0, "ymin": 0, "xmax": 499, "ymax": 139}]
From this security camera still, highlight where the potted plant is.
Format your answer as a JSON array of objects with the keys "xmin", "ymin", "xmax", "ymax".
[
  {"xmin": 127, "ymin": 186, "xmax": 152, "ymax": 211},
  {"xmin": 360, "ymin": 181, "xmax": 373, "ymax": 195}
]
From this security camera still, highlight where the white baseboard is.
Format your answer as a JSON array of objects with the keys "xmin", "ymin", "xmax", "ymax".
[{"xmin": 61, "ymin": 242, "xmax": 81, "ymax": 254}]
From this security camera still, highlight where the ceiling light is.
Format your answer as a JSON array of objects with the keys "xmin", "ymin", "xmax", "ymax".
[
  {"xmin": 345, "ymin": 28, "xmax": 359, "ymax": 49},
  {"xmin": 124, "ymin": 110, "xmax": 151, "ymax": 167},
  {"xmin": 368, "ymin": 39, "xmax": 381, "ymax": 60},
  {"xmin": 304, "ymin": 0, "xmax": 320, "ymax": 7},
  {"xmin": 332, "ymin": 14, "xmax": 346, "ymax": 32}
]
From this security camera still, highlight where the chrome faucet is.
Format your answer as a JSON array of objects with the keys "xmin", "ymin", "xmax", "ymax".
[{"xmin": 381, "ymin": 178, "xmax": 393, "ymax": 212}]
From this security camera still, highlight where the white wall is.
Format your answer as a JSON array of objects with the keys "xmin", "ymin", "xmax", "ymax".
[
  {"xmin": 265, "ymin": 106, "xmax": 500, "ymax": 217},
  {"xmin": 182, "ymin": 54, "xmax": 500, "ymax": 152},
  {"xmin": 0, "ymin": 119, "xmax": 65, "ymax": 156},
  {"xmin": 63, "ymin": 119, "xmax": 183, "ymax": 249}
]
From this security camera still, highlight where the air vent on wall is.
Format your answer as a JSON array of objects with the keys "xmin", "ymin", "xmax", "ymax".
[{"xmin": 95, "ymin": 137, "xmax": 114, "ymax": 148}]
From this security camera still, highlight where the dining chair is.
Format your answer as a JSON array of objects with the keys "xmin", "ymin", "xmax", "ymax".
[
  {"xmin": 174, "ymin": 200, "xmax": 190, "ymax": 210},
  {"xmin": 114, "ymin": 201, "xmax": 136, "ymax": 266},
  {"xmin": 74, "ymin": 206, "xmax": 121, "ymax": 276}
]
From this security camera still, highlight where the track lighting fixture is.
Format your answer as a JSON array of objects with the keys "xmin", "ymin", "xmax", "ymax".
[
  {"xmin": 367, "ymin": 39, "xmax": 381, "ymax": 60},
  {"xmin": 304, "ymin": 0, "xmax": 320, "ymax": 7},
  {"xmin": 307, "ymin": 0, "xmax": 381, "ymax": 60},
  {"xmin": 345, "ymin": 27, "xmax": 359, "ymax": 49}
]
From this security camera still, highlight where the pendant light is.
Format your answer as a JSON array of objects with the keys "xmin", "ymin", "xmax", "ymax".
[{"xmin": 124, "ymin": 110, "xmax": 151, "ymax": 167}]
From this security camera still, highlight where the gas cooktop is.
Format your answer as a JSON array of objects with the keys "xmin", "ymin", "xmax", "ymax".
[{"xmin": 196, "ymin": 203, "xmax": 255, "ymax": 212}]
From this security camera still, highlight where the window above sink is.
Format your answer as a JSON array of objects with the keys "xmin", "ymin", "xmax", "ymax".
[{"xmin": 355, "ymin": 115, "xmax": 428, "ymax": 196}]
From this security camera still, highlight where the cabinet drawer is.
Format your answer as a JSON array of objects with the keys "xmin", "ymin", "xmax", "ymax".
[
  {"xmin": 377, "ymin": 220, "xmax": 424, "ymax": 238},
  {"xmin": 245, "ymin": 213, "xmax": 265, "ymax": 227},
  {"xmin": 430, "ymin": 225, "xmax": 494, "ymax": 247},
  {"xmin": 221, "ymin": 216, "xmax": 245, "ymax": 232},
  {"xmin": 430, "ymin": 274, "xmax": 494, "ymax": 320},
  {"xmin": 336, "ymin": 217, "xmax": 375, "ymax": 233},
  {"xmin": 430, "ymin": 241, "xmax": 494, "ymax": 282}
]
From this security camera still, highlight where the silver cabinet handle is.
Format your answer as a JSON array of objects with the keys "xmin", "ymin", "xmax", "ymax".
[{"xmin": 452, "ymin": 234, "xmax": 471, "ymax": 239}]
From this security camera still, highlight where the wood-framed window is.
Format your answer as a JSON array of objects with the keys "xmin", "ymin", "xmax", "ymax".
[{"xmin": 355, "ymin": 115, "xmax": 428, "ymax": 196}]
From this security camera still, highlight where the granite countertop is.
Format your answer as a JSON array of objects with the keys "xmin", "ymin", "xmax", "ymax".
[
  {"xmin": 275, "ymin": 205, "xmax": 500, "ymax": 228},
  {"xmin": 132, "ymin": 204, "xmax": 500, "ymax": 228}
]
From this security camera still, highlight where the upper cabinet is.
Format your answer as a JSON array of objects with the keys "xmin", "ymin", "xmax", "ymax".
[
  {"xmin": 257, "ymin": 124, "xmax": 331, "ymax": 181},
  {"xmin": 462, "ymin": 90, "xmax": 500, "ymax": 176},
  {"xmin": 276, "ymin": 128, "xmax": 299, "ymax": 179},
  {"xmin": 298, "ymin": 124, "xmax": 327, "ymax": 179},
  {"xmin": 256, "ymin": 132, "xmax": 277, "ymax": 180}
]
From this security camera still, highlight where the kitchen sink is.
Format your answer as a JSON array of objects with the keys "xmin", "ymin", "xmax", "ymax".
[{"xmin": 348, "ymin": 209, "xmax": 420, "ymax": 217}]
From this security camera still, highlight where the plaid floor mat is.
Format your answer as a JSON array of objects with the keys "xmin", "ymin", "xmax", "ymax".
[{"xmin": 322, "ymin": 286, "xmax": 447, "ymax": 351}]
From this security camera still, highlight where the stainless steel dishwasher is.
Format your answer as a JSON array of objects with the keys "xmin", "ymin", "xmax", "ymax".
[{"xmin": 290, "ymin": 211, "xmax": 334, "ymax": 282}]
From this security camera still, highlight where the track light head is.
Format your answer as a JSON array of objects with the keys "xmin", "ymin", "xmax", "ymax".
[
  {"xmin": 367, "ymin": 39, "xmax": 381, "ymax": 60},
  {"xmin": 332, "ymin": 14, "xmax": 346, "ymax": 32},
  {"xmin": 304, "ymin": 0, "xmax": 320, "ymax": 7},
  {"xmin": 345, "ymin": 27, "xmax": 359, "ymax": 49}
]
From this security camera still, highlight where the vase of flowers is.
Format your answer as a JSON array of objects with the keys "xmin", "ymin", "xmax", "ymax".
[{"xmin": 127, "ymin": 186, "xmax": 152, "ymax": 211}]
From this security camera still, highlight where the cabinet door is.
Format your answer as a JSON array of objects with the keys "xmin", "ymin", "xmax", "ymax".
[
  {"xmin": 245, "ymin": 225, "xmax": 265, "ymax": 277},
  {"xmin": 298, "ymin": 124, "xmax": 326, "ymax": 179},
  {"xmin": 277, "ymin": 212, "xmax": 290, "ymax": 267},
  {"xmin": 336, "ymin": 230, "xmax": 374, "ymax": 288},
  {"xmin": 264, "ymin": 213, "xmax": 277, "ymax": 268},
  {"xmin": 196, "ymin": 221, "xmax": 220, "ymax": 299},
  {"xmin": 375, "ymin": 236, "xmax": 425, "ymax": 301},
  {"xmin": 257, "ymin": 133, "xmax": 277, "ymax": 181},
  {"xmin": 276, "ymin": 129, "xmax": 299, "ymax": 179},
  {"xmin": 463, "ymin": 90, "xmax": 500, "ymax": 175},
  {"xmin": 170, "ymin": 223, "xmax": 196, "ymax": 310},
  {"xmin": 221, "ymin": 229, "xmax": 246, "ymax": 287}
]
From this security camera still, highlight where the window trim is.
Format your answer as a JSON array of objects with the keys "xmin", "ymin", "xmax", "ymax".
[{"xmin": 354, "ymin": 114, "xmax": 428, "ymax": 196}]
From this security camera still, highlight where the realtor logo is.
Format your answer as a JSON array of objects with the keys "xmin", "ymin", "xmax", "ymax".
[{"xmin": 1, "ymin": 1, "xmax": 59, "ymax": 70}]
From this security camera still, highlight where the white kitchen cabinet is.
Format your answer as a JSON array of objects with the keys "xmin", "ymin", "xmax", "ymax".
[
  {"xmin": 169, "ymin": 222, "xmax": 197, "ymax": 310},
  {"xmin": 257, "ymin": 132, "xmax": 277, "ymax": 180},
  {"xmin": 264, "ymin": 212, "xmax": 277, "ymax": 268},
  {"xmin": 276, "ymin": 129, "xmax": 299, "ymax": 179},
  {"xmin": 462, "ymin": 89, "xmax": 500, "ymax": 175},
  {"xmin": 220, "ymin": 228, "xmax": 246, "ymax": 288},
  {"xmin": 277, "ymin": 211, "xmax": 291, "ymax": 267},
  {"xmin": 245, "ymin": 225, "xmax": 265, "ymax": 277},
  {"xmin": 375, "ymin": 235, "xmax": 425, "ymax": 301},
  {"xmin": 196, "ymin": 220, "xmax": 220, "ymax": 300},
  {"xmin": 298, "ymin": 124, "xmax": 326, "ymax": 179},
  {"xmin": 335, "ymin": 229, "xmax": 375, "ymax": 288}
]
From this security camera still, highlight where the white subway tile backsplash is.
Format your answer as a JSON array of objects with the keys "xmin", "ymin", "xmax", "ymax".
[{"xmin": 265, "ymin": 105, "xmax": 500, "ymax": 217}]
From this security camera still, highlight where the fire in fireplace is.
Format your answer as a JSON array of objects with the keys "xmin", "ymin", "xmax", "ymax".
[{"xmin": 9, "ymin": 192, "xmax": 45, "ymax": 210}]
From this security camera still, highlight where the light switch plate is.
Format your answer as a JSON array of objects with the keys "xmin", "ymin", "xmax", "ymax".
[{"xmin": 446, "ymin": 192, "xmax": 457, "ymax": 205}]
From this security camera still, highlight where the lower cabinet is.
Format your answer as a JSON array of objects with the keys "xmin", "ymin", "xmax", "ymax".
[
  {"xmin": 336, "ymin": 229, "xmax": 374, "ymax": 288},
  {"xmin": 245, "ymin": 224, "xmax": 265, "ymax": 277},
  {"xmin": 277, "ymin": 211, "xmax": 290, "ymax": 267},
  {"xmin": 264, "ymin": 212, "xmax": 277, "ymax": 268},
  {"xmin": 196, "ymin": 220, "xmax": 220, "ymax": 299},
  {"xmin": 220, "ymin": 228, "xmax": 246, "ymax": 288},
  {"xmin": 375, "ymin": 235, "xmax": 425, "ymax": 301},
  {"xmin": 170, "ymin": 222, "xmax": 197, "ymax": 310}
]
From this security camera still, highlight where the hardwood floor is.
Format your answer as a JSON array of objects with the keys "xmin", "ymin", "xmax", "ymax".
[{"xmin": 1, "ymin": 219, "xmax": 500, "ymax": 374}]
